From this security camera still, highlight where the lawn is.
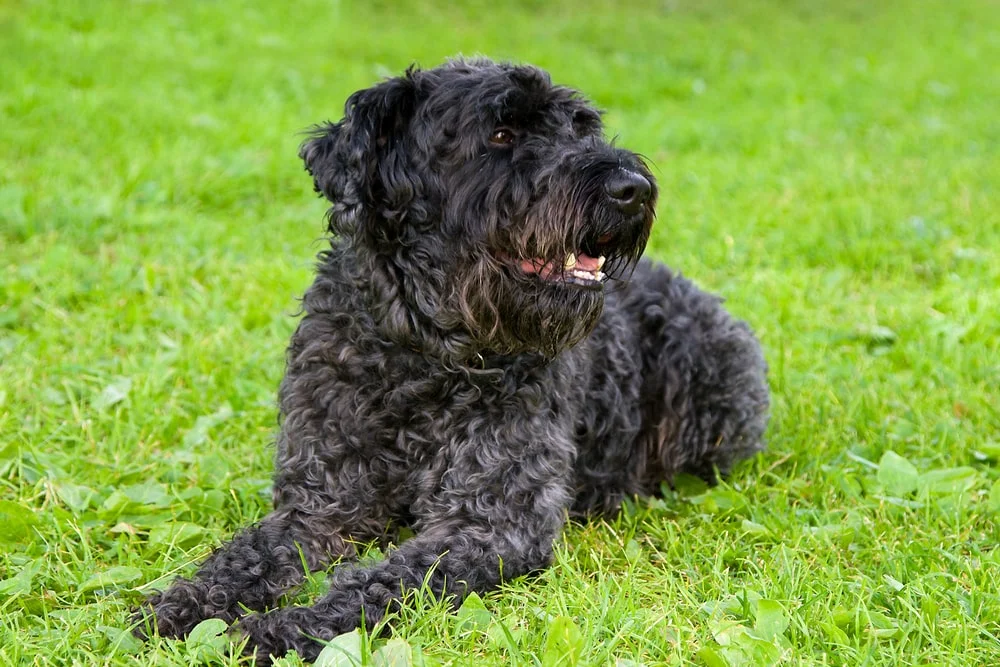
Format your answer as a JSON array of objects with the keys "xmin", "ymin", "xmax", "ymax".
[{"xmin": 1, "ymin": 0, "xmax": 999, "ymax": 665}]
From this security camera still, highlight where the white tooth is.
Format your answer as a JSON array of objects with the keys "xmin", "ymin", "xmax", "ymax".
[
  {"xmin": 564, "ymin": 253, "xmax": 577, "ymax": 269},
  {"xmin": 570, "ymin": 269, "xmax": 604, "ymax": 283},
  {"xmin": 596, "ymin": 256, "xmax": 606, "ymax": 270}
]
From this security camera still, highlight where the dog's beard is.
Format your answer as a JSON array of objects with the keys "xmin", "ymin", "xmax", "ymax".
[
  {"xmin": 456, "ymin": 260, "xmax": 606, "ymax": 359},
  {"xmin": 453, "ymin": 209, "xmax": 652, "ymax": 359}
]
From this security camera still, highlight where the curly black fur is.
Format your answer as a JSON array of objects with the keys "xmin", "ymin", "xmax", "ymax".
[{"xmin": 133, "ymin": 58, "xmax": 770, "ymax": 661}]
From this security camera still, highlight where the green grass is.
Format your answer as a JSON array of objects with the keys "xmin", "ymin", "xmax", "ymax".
[{"xmin": 2, "ymin": 0, "xmax": 999, "ymax": 664}]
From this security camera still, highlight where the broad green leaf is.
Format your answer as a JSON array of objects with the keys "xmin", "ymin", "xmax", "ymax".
[
  {"xmin": 0, "ymin": 440, "xmax": 19, "ymax": 462},
  {"xmin": 753, "ymin": 600, "xmax": 788, "ymax": 640},
  {"xmin": 55, "ymin": 482, "xmax": 98, "ymax": 512},
  {"xmin": 486, "ymin": 615, "xmax": 523, "ymax": 655},
  {"xmin": 975, "ymin": 441, "xmax": 1000, "ymax": 461},
  {"xmin": 21, "ymin": 450, "xmax": 66, "ymax": 481},
  {"xmin": 41, "ymin": 386, "xmax": 66, "ymax": 405},
  {"xmin": 541, "ymin": 615, "xmax": 584, "ymax": 667},
  {"xmin": 804, "ymin": 523, "xmax": 855, "ymax": 544},
  {"xmin": 99, "ymin": 490, "xmax": 131, "ymax": 518},
  {"xmin": 853, "ymin": 324, "xmax": 898, "ymax": 346},
  {"xmin": 711, "ymin": 621, "xmax": 749, "ymax": 647},
  {"xmin": 183, "ymin": 403, "xmax": 235, "ymax": 447},
  {"xmin": 408, "ymin": 644, "xmax": 441, "ymax": 667},
  {"xmin": 672, "ymin": 473, "xmax": 710, "ymax": 497},
  {"xmin": 180, "ymin": 487, "xmax": 228, "ymax": 512},
  {"xmin": 882, "ymin": 574, "xmax": 904, "ymax": 592},
  {"xmin": 199, "ymin": 453, "xmax": 235, "ymax": 486},
  {"xmin": 372, "ymin": 638, "xmax": 413, "ymax": 667},
  {"xmin": 148, "ymin": 522, "xmax": 206, "ymax": 550},
  {"xmin": 741, "ymin": 636, "xmax": 782, "ymax": 665},
  {"xmin": 877, "ymin": 451, "xmax": 919, "ymax": 496},
  {"xmin": 0, "ymin": 500, "xmax": 39, "ymax": 543},
  {"xmin": 0, "ymin": 559, "xmax": 41, "ymax": 596},
  {"xmin": 918, "ymin": 467, "xmax": 978, "ymax": 495},
  {"xmin": 97, "ymin": 625, "xmax": 143, "ymax": 654},
  {"xmin": 989, "ymin": 479, "xmax": 1000, "ymax": 514},
  {"xmin": 866, "ymin": 610, "xmax": 901, "ymax": 638},
  {"xmin": 122, "ymin": 482, "xmax": 171, "ymax": 506},
  {"xmin": 120, "ymin": 511, "xmax": 176, "ymax": 530},
  {"xmin": 830, "ymin": 607, "xmax": 855, "ymax": 629},
  {"xmin": 186, "ymin": 618, "xmax": 229, "ymax": 657},
  {"xmin": 740, "ymin": 520, "xmax": 770, "ymax": 537},
  {"xmin": 696, "ymin": 646, "xmax": 730, "ymax": 667},
  {"xmin": 687, "ymin": 486, "xmax": 749, "ymax": 515},
  {"xmin": 457, "ymin": 591, "xmax": 493, "ymax": 631},
  {"xmin": 315, "ymin": 629, "xmax": 363, "ymax": 667},
  {"xmin": 701, "ymin": 592, "xmax": 760, "ymax": 618},
  {"xmin": 819, "ymin": 621, "xmax": 849, "ymax": 644},
  {"xmin": 79, "ymin": 566, "xmax": 143, "ymax": 592},
  {"xmin": 624, "ymin": 538, "xmax": 642, "ymax": 563},
  {"xmin": 93, "ymin": 377, "xmax": 132, "ymax": 409}
]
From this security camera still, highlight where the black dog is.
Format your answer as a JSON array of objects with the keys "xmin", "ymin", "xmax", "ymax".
[{"xmin": 135, "ymin": 58, "xmax": 769, "ymax": 661}]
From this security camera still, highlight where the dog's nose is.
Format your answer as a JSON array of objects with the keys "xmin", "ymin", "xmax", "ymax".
[{"xmin": 604, "ymin": 170, "xmax": 652, "ymax": 216}]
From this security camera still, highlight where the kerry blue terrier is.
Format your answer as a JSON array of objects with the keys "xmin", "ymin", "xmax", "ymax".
[{"xmin": 134, "ymin": 57, "xmax": 770, "ymax": 661}]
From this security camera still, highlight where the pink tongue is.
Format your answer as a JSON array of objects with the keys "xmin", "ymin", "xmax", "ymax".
[
  {"xmin": 575, "ymin": 253, "xmax": 601, "ymax": 272},
  {"xmin": 519, "ymin": 259, "xmax": 552, "ymax": 275}
]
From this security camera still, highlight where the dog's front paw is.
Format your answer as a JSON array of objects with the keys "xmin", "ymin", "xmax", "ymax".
[
  {"xmin": 235, "ymin": 609, "xmax": 325, "ymax": 662},
  {"xmin": 132, "ymin": 580, "xmax": 238, "ymax": 641},
  {"xmin": 132, "ymin": 588, "xmax": 203, "ymax": 640}
]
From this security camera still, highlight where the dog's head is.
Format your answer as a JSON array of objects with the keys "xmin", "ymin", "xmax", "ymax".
[{"xmin": 300, "ymin": 58, "xmax": 657, "ymax": 361}]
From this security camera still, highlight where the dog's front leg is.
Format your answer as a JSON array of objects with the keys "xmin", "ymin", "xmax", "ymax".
[
  {"xmin": 237, "ymin": 466, "xmax": 571, "ymax": 661},
  {"xmin": 133, "ymin": 508, "xmax": 353, "ymax": 640},
  {"xmin": 236, "ymin": 526, "xmax": 558, "ymax": 660}
]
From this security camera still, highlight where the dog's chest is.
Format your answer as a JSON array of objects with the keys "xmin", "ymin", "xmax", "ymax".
[{"xmin": 375, "ymin": 359, "xmax": 582, "ymax": 455}]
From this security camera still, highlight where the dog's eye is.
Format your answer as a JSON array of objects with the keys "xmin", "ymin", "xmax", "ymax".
[{"xmin": 489, "ymin": 128, "xmax": 515, "ymax": 146}]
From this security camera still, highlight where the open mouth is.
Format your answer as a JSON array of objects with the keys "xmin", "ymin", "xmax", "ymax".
[{"xmin": 518, "ymin": 252, "xmax": 606, "ymax": 286}]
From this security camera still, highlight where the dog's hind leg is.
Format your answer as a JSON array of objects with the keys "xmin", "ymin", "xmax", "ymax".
[
  {"xmin": 132, "ymin": 508, "xmax": 361, "ymax": 640},
  {"xmin": 625, "ymin": 262, "xmax": 770, "ymax": 487}
]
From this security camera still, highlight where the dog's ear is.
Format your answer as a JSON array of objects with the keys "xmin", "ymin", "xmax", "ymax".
[{"xmin": 299, "ymin": 71, "xmax": 420, "ymax": 238}]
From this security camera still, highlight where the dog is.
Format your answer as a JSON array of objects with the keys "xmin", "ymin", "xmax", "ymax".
[{"xmin": 134, "ymin": 57, "xmax": 770, "ymax": 661}]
